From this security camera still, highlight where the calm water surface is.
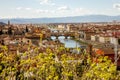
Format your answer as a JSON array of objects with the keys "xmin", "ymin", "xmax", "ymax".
[{"xmin": 51, "ymin": 36, "xmax": 80, "ymax": 48}]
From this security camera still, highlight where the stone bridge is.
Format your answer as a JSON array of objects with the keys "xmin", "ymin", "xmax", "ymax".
[{"xmin": 50, "ymin": 30, "xmax": 75, "ymax": 39}]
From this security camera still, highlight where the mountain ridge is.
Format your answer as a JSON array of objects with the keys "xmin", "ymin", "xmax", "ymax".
[
  {"xmin": 0, "ymin": 15, "xmax": 120, "ymax": 24},
  {"xmin": 0, "ymin": 22, "xmax": 6, "ymax": 26}
]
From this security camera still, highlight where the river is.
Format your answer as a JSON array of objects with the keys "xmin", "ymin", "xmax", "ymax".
[{"xmin": 51, "ymin": 36, "xmax": 81, "ymax": 48}]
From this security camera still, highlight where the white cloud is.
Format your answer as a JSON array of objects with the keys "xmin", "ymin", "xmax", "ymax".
[
  {"xmin": 40, "ymin": 0, "xmax": 49, "ymax": 4},
  {"xmin": 2, "ymin": 16, "xmax": 17, "ymax": 19},
  {"xmin": 25, "ymin": 8, "xmax": 32, "ymax": 10},
  {"xmin": 113, "ymin": 3, "xmax": 120, "ymax": 10},
  {"xmin": 35, "ymin": 9, "xmax": 55, "ymax": 14},
  {"xmin": 75, "ymin": 8, "xmax": 84, "ymax": 12},
  {"xmin": 16, "ymin": 7, "xmax": 32, "ymax": 11},
  {"xmin": 36, "ymin": 9, "xmax": 49, "ymax": 13},
  {"xmin": 73, "ymin": 8, "xmax": 92, "ymax": 15},
  {"xmin": 14, "ymin": 6, "xmax": 93, "ymax": 18},
  {"xmin": 39, "ymin": 0, "xmax": 55, "ymax": 6},
  {"xmin": 50, "ymin": 3, "xmax": 55, "ymax": 6},
  {"xmin": 58, "ymin": 6, "xmax": 70, "ymax": 11},
  {"xmin": 16, "ymin": 7, "xmax": 23, "ymax": 10}
]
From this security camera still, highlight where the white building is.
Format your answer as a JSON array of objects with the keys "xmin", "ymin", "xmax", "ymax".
[
  {"xmin": 91, "ymin": 35, "xmax": 96, "ymax": 41},
  {"xmin": 57, "ymin": 25, "xmax": 65, "ymax": 31},
  {"xmin": 110, "ymin": 37, "xmax": 120, "ymax": 45},
  {"xmin": 91, "ymin": 35, "xmax": 99, "ymax": 42},
  {"xmin": 99, "ymin": 36, "xmax": 110, "ymax": 43},
  {"xmin": 66, "ymin": 24, "xmax": 70, "ymax": 32}
]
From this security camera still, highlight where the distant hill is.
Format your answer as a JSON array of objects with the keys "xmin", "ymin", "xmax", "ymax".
[
  {"xmin": 0, "ymin": 15, "xmax": 120, "ymax": 24},
  {"xmin": 0, "ymin": 22, "xmax": 6, "ymax": 26}
]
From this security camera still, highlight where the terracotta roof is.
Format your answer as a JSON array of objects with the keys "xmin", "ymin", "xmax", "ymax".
[{"xmin": 100, "ymin": 48, "xmax": 114, "ymax": 55}]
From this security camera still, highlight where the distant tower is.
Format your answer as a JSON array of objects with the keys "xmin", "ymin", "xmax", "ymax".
[
  {"xmin": 26, "ymin": 26, "xmax": 29, "ymax": 32},
  {"xmin": 8, "ymin": 20, "xmax": 10, "ymax": 27}
]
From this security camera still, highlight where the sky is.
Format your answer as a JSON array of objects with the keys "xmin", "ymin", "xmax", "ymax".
[{"xmin": 0, "ymin": 0, "xmax": 120, "ymax": 18}]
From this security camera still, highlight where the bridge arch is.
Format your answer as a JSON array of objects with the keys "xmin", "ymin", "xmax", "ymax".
[{"xmin": 50, "ymin": 29, "xmax": 74, "ymax": 40}]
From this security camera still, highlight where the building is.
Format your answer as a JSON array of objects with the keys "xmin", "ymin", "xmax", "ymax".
[
  {"xmin": 110, "ymin": 37, "xmax": 120, "ymax": 45},
  {"xmin": 99, "ymin": 35, "xmax": 110, "ymax": 43},
  {"xmin": 57, "ymin": 25, "xmax": 65, "ymax": 31}
]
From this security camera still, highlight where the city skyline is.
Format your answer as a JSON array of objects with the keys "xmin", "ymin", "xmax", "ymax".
[{"xmin": 0, "ymin": 0, "xmax": 120, "ymax": 18}]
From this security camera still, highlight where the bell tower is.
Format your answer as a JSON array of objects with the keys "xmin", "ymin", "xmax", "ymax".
[{"xmin": 8, "ymin": 20, "xmax": 10, "ymax": 27}]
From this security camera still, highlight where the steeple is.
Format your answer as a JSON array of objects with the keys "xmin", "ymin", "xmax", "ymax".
[{"xmin": 8, "ymin": 20, "xmax": 10, "ymax": 27}]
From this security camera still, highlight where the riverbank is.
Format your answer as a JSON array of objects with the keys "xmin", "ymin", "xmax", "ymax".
[
  {"xmin": 71, "ymin": 38, "xmax": 89, "ymax": 47},
  {"xmin": 51, "ymin": 36, "xmax": 81, "ymax": 48}
]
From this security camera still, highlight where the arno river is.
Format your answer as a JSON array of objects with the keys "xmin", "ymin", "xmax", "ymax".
[{"xmin": 51, "ymin": 36, "xmax": 81, "ymax": 48}]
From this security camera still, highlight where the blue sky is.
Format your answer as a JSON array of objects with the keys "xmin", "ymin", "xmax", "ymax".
[{"xmin": 0, "ymin": 0, "xmax": 120, "ymax": 18}]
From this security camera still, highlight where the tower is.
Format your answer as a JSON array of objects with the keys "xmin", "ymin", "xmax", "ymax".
[{"xmin": 8, "ymin": 20, "xmax": 10, "ymax": 27}]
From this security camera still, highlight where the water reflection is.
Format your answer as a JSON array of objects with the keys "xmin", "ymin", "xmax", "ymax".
[{"xmin": 51, "ymin": 36, "xmax": 80, "ymax": 48}]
